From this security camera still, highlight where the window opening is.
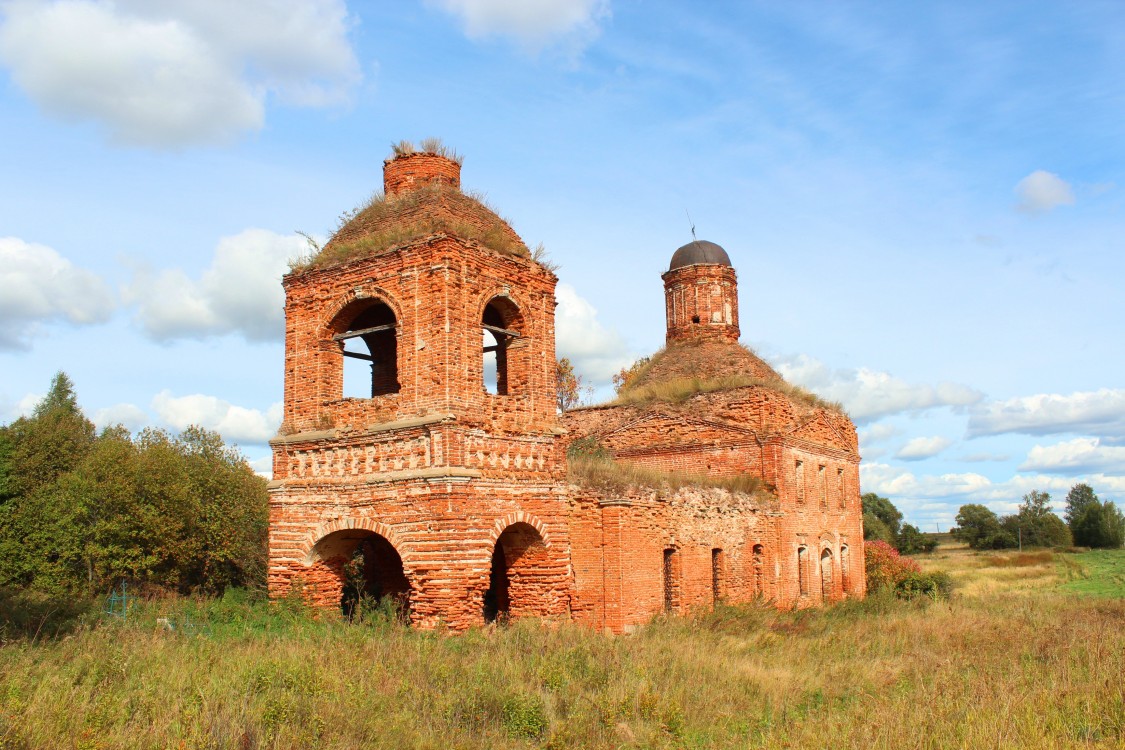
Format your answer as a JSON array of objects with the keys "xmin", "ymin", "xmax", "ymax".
[
  {"xmin": 797, "ymin": 546, "xmax": 809, "ymax": 597},
  {"xmin": 691, "ymin": 315, "xmax": 701, "ymax": 324},
  {"xmin": 840, "ymin": 545, "xmax": 850, "ymax": 593},
  {"xmin": 663, "ymin": 548, "xmax": 677, "ymax": 613},
  {"xmin": 711, "ymin": 548, "xmax": 724, "ymax": 603},
  {"xmin": 837, "ymin": 468, "xmax": 846, "ymax": 509},
  {"xmin": 752, "ymin": 544, "xmax": 765, "ymax": 596},
  {"xmin": 336, "ymin": 302, "xmax": 399, "ymax": 398},
  {"xmin": 482, "ymin": 299, "xmax": 520, "ymax": 395},
  {"xmin": 818, "ymin": 465, "xmax": 827, "ymax": 510},
  {"xmin": 795, "ymin": 460, "xmax": 805, "ymax": 504}
]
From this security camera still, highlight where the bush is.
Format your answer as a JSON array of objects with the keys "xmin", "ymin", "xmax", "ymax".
[{"xmin": 864, "ymin": 541, "xmax": 951, "ymax": 600}]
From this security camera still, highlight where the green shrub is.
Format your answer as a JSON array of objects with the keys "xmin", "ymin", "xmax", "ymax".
[{"xmin": 501, "ymin": 694, "xmax": 548, "ymax": 739}]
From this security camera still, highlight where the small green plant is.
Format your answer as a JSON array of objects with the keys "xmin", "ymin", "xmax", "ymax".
[{"xmin": 501, "ymin": 694, "xmax": 548, "ymax": 739}]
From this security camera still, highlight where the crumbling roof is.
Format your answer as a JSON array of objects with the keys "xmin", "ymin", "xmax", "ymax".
[{"xmin": 293, "ymin": 165, "xmax": 531, "ymax": 273}]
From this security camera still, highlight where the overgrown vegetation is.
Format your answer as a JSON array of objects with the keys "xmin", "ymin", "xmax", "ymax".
[
  {"xmin": 0, "ymin": 373, "xmax": 268, "ymax": 599},
  {"xmin": 3, "ymin": 543, "xmax": 1122, "ymax": 748},
  {"xmin": 389, "ymin": 136, "xmax": 463, "ymax": 163},
  {"xmin": 861, "ymin": 492, "xmax": 939, "ymax": 554},
  {"xmin": 289, "ymin": 184, "xmax": 532, "ymax": 272},
  {"xmin": 608, "ymin": 347, "xmax": 843, "ymax": 413},
  {"xmin": 566, "ymin": 437, "xmax": 763, "ymax": 496}
]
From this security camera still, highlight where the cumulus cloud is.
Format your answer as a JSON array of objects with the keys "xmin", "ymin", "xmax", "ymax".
[
  {"xmin": 772, "ymin": 354, "xmax": 983, "ymax": 423},
  {"xmin": 1020, "ymin": 438, "xmax": 1125, "ymax": 476},
  {"xmin": 1015, "ymin": 170, "xmax": 1075, "ymax": 215},
  {"xmin": 92, "ymin": 402, "xmax": 150, "ymax": 432},
  {"xmin": 896, "ymin": 436, "xmax": 952, "ymax": 461},
  {"xmin": 0, "ymin": 0, "xmax": 359, "ymax": 147},
  {"xmin": 860, "ymin": 462, "xmax": 1075, "ymax": 517},
  {"xmin": 427, "ymin": 0, "xmax": 609, "ymax": 49},
  {"xmin": 126, "ymin": 228, "xmax": 304, "ymax": 342},
  {"xmin": 967, "ymin": 389, "xmax": 1125, "ymax": 440},
  {"xmin": 151, "ymin": 390, "xmax": 282, "ymax": 445},
  {"xmin": 555, "ymin": 282, "xmax": 634, "ymax": 385},
  {"xmin": 0, "ymin": 237, "xmax": 116, "ymax": 349}
]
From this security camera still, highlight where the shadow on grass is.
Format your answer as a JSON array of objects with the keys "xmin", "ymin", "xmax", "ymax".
[{"xmin": 0, "ymin": 587, "xmax": 96, "ymax": 642}]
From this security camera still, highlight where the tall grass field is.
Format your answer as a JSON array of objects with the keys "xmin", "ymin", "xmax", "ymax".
[{"xmin": 2, "ymin": 545, "xmax": 1122, "ymax": 749}]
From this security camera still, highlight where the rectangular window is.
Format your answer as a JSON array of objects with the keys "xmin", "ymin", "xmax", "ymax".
[
  {"xmin": 818, "ymin": 465, "xmax": 827, "ymax": 510},
  {"xmin": 795, "ymin": 460, "xmax": 804, "ymax": 504},
  {"xmin": 711, "ymin": 548, "xmax": 724, "ymax": 603},
  {"xmin": 663, "ymin": 548, "xmax": 677, "ymax": 613},
  {"xmin": 837, "ymin": 468, "xmax": 846, "ymax": 509}
]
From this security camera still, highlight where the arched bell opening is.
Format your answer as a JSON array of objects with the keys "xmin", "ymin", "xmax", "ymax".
[
  {"xmin": 481, "ymin": 297, "xmax": 522, "ymax": 396},
  {"xmin": 333, "ymin": 300, "xmax": 400, "ymax": 398},
  {"xmin": 307, "ymin": 529, "xmax": 411, "ymax": 621},
  {"xmin": 483, "ymin": 522, "xmax": 561, "ymax": 624}
]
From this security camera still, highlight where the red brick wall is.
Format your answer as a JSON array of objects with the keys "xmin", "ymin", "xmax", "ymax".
[{"xmin": 662, "ymin": 264, "xmax": 740, "ymax": 344}]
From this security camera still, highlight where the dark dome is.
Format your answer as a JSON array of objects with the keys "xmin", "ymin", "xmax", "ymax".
[{"xmin": 669, "ymin": 240, "xmax": 731, "ymax": 271}]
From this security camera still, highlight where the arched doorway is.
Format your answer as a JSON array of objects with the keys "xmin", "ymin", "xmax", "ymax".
[
  {"xmin": 484, "ymin": 522, "xmax": 563, "ymax": 623},
  {"xmin": 820, "ymin": 548, "xmax": 834, "ymax": 601},
  {"xmin": 307, "ymin": 529, "xmax": 410, "ymax": 620}
]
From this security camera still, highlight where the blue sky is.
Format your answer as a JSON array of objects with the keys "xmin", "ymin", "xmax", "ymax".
[{"xmin": 1, "ymin": 0, "xmax": 1123, "ymax": 530}]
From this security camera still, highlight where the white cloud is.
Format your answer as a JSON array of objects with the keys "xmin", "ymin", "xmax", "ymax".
[
  {"xmin": 860, "ymin": 461, "xmax": 1075, "ymax": 518},
  {"xmin": 896, "ymin": 436, "xmax": 952, "ymax": 461},
  {"xmin": 967, "ymin": 389, "xmax": 1125, "ymax": 439},
  {"xmin": 0, "ymin": 237, "xmax": 116, "ymax": 349},
  {"xmin": 859, "ymin": 423, "xmax": 899, "ymax": 444},
  {"xmin": 772, "ymin": 354, "xmax": 983, "ymax": 423},
  {"xmin": 555, "ymin": 282, "xmax": 634, "ymax": 385},
  {"xmin": 427, "ymin": 0, "xmax": 609, "ymax": 49},
  {"xmin": 0, "ymin": 0, "xmax": 359, "ymax": 147},
  {"xmin": 92, "ymin": 402, "xmax": 149, "ymax": 432},
  {"xmin": 126, "ymin": 228, "xmax": 304, "ymax": 342},
  {"xmin": 151, "ymin": 390, "xmax": 282, "ymax": 445},
  {"xmin": 1014, "ymin": 170, "xmax": 1075, "ymax": 215},
  {"xmin": 1020, "ymin": 438, "xmax": 1125, "ymax": 476}
]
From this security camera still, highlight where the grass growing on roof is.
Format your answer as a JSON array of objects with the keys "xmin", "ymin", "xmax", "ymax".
[
  {"xmin": 288, "ymin": 184, "xmax": 536, "ymax": 272},
  {"xmin": 566, "ymin": 437, "xmax": 765, "ymax": 496}
]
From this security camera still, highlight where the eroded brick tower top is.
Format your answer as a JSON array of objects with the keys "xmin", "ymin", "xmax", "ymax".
[
  {"xmin": 662, "ymin": 240, "xmax": 740, "ymax": 345},
  {"xmin": 277, "ymin": 148, "xmax": 559, "ymax": 441}
]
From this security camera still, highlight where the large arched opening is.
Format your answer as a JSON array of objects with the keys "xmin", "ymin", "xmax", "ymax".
[
  {"xmin": 307, "ymin": 529, "xmax": 410, "ymax": 620},
  {"xmin": 483, "ymin": 522, "xmax": 562, "ymax": 623}
]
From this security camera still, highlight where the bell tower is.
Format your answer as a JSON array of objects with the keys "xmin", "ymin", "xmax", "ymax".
[{"xmin": 661, "ymin": 240, "xmax": 740, "ymax": 344}]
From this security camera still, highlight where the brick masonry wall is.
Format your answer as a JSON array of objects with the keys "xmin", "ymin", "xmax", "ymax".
[{"xmin": 662, "ymin": 264, "xmax": 740, "ymax": 344}]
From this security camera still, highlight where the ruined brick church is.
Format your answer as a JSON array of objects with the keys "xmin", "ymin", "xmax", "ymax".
[{"xmin": 267, "ymin": 146, "xmax": 865, "ymax": 632}]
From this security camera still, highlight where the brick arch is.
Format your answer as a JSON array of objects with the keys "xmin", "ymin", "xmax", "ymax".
[
  {"xmin": 318, "ymin": 285, "xmax": 405, "ymax": 338},
  {"xmin": 488, "ymin": 511, "xmax": 553, "ymax": 548},
  {"xmin": 300, "ymin": 517, "xmax": 408, "ymax": 565},
  {"xmin": 476, "ymin": 288, "xmax": 527, "ymax": 325}
]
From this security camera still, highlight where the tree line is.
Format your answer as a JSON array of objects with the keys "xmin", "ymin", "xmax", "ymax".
[
  {"xmin": 861, "ymin": 492, "xmax": 939, "ymax": 554},
  {"xmin": 0, "ymin": 373, "xmax": 268, "ymax": 597},
  {"xmin": 951, "ymin": 485, "xmax": 1123, "ymax": 550}
]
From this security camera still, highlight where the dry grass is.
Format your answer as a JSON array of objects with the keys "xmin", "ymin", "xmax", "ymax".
[
  {"xmin": 567, "ymin": 453, "xmax": 765, "ymax": 496},
  {"xmin": 289, "ymin": 185, "xmax": 530, "ymax": 272},
  {"xmin": 2, "ymin": 548, "xmax": 1124, "ymax": 749},
  {"xmin": 612, "ymin": 373, "xmax": 843, "ymax": 413},
  {"xmin": 390, "ymin": 137, "xmax": 464, "ymax": 163}
]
